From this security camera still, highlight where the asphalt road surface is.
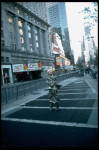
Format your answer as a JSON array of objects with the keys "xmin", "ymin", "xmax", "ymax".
[{"xmin": 1, "ymin": 79, "xmax": 98, "ymax": 147}]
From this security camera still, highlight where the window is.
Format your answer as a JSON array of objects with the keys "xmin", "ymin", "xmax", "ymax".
[
  {"xmin": 17, "ymin": 9, "xmax": 24, "ymax": 16},
  {"xmin": 27, "ymin": 24, "xmax": 33, "ymax": 52},
  {"xmin": 1, "ymin": 30, "xmax": 3, "ymax": 37},
  {"xmin": 6, "ymin": 57, "xmax": 9, "ymax": 62},
  {"xmin": 18, "ymin": 20, "xmax": 23, "ymax": 27},
  {"xmin": 20, "ymin": 37, "xmax": 24, "ymax": 43},
  {"xmin": 35, "ymin": 27, "xmax": 39, "ymax": 52},
  {"xmin": 28, "ymin": 25, "xmax": 31, "ymax": 31},
  {"xmin": 36, "ymin": 35, "xmax": 38, "ymax": 41},
  {"xmin": 41, "ymin": 30, "xmax": 45, "ymax": 54},
  {"xmin": 18, "ymin": 19, "xmax": 25, "ymax": 51},
  {"xmin": 28, "ymin": 32, "xmax": 31, "ymax": 38},
  {"xmin": 28, "ymin": 2, "xmax": 31, "ymax": 6},
  {"xmin": 1, "ymin": 40, "xmax": 4, "ymax": 47},
  {"xmin": 1, "ymin": 57, "xmax": 4, "ymax": 62},
  {"xmin": 19, "ymin": 29, "xmax": 23, "ymax": 35},
  {"xmin": 7, "ymin": 14, "xmax": 16, "ymax": 50}
]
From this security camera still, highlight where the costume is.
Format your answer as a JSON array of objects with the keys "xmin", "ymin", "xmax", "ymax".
[{"xmin": 46, "ymin": 73, "xmax": 61, "ymax": 111}]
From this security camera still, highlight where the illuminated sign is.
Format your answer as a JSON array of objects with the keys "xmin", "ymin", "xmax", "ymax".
[{"xmin": 56, "ymin": 57, "xmax": 61, "ymax": 65}]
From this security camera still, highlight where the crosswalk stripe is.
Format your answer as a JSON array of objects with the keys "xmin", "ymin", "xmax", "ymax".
[
  {"xmin": 19, "ymin": 106, "xmax": 98, "ymax": 110},
  {"xmin": 58, "ymin": 89, "xmax": 89, "ymax": 91},
  {"xmin": 57, "ymin": 92, "xmax": 88, "ymax": 95},
  {"xmin": 1, "ymin": 117, "xmax": 98, "ymax": 128},
  {"xmin": 36, "ymin": 98, "xmax": 98, "ymax": 100}
]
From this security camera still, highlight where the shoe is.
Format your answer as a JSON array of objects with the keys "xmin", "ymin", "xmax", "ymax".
[
  {"xmin": 50, "ymin": 108, "xmax": 53, "ymax": 111},
  {"xmin": 56, "ymin": 108, "xmax": 59, "ymax": 111}
]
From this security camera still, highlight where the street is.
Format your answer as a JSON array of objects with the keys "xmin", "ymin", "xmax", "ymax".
[{"xmin": 1, "ymin": 75, "xmax": 98, "ymax": 147}]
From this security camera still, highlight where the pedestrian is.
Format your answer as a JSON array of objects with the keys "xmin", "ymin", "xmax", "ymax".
[{"xmin": 46, "ymin": 69, "xmax": 61, "ymax": 111}]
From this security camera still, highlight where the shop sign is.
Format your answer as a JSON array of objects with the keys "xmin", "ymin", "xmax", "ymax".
[
  {"xmin": 38, "ymin": 63, "xmax": 42, "ymax": 70},
  {"xmin": 28, "ymin": 63, "xmax": 38, "ymax": 71},
  {"xmin": 65, "ymin": 60, "xmax": 70, "ymax": 66},
  {"xmin": 53, "ymin": 47, "xmax": 60, "ymax": 54},
  {"xmin": 56, "ymin": 57, "xmax": 61, "ymax": 65},
  {"xmin": 23, "ymin": 64, "xmax": 28, "ymax": 70},
  {"xmin": 13, "ymin": 64, "xmax": 23, "ymax": 72}
]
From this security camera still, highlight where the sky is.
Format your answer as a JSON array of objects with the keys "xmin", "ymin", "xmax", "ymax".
[{"xmin": 65, "ymin": 2, "xmax": 93, "ymax": 63}]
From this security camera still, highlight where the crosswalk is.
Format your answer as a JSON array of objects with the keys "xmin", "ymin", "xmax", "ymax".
[
  {"xmin": 2, "ymin": 79, "xmax": 98, "ymax": 128},
  {"xmin": 1, "ymin": 79, "xmax": 98, "ymax": 147}
]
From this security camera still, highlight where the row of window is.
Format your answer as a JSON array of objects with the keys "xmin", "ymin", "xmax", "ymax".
[
  {"xmin": 7, "ymin": 13, "xmax": 47, "ymax": 53},
  {"xmin": 17, "ymin": 2, "xmax": 46, "ymax": 20},
  {"xmin": 5, "ymin": 2, "xmax": 47, "ymax": 24},
  {"xmin": 1, "ymin": 57, "xmax": 9, "ymax": 62}
]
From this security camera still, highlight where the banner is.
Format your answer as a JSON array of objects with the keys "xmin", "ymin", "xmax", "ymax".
[
  {"xmin": 23, "ymin": 64, "xmax": 28, "ymax": 70},
  {"xmin": 65, "ymin": 60, "xmax": 70, "ymax": 66},
  {"xmin": 13, "ymin": 63, "xmax": 42, "ymax": 72},
  {"xmin": 13, "ymin": 64, "xmax": 23, "ymax": 72},
  {"xmin": 28, "ymin": 63, "xmax": 38, "ymax": 71},
  {"xmin": 38, "ymin": 63, "xmax": 42, "ymax": 70}
]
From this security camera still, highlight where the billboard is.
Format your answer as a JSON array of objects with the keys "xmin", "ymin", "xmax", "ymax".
[{"xmin": 56, "ymin": 57, "xmax": 61, "ymax": 65}]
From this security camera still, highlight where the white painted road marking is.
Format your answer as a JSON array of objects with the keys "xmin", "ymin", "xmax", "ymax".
[
  {"xmin": 35, "ymin": 98, "xmax": 97, "ymax": 100},
  {"xmin": 57, "ymin": 93, "xmax": 89, "ymax": 95},
  {"xmin": 58, "ymin": 89, "xmax": 89, "ymax": 91},
  {"xmin": 19, "ymin": 106, "xmax": 98, "ymax": 110},
  {"xmin": 1, "ymin": 117, "xmax": 98, "ymax": 128}
]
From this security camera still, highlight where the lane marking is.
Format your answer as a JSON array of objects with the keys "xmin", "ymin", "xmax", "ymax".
[
  {"xmin": 1, "ymin": 117, "xmax": 98, "ymax": 128},
  {"xmin": 19, "ymin": 106, "xmax": 98, "ymax": 110}
]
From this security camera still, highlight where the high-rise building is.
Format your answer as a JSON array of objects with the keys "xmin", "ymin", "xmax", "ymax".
[
  {"xmin": 46, "ymin": 2, "xmax": 71, "ymax": 56},
  {"xmin": 1, "ymin": 2, "xmax": 54, "ymax": 85}
]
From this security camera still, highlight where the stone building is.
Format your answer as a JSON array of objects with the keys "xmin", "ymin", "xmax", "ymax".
[{"xmin": 1, "ymin": 2, "xmax": 54, "ymax": 85}]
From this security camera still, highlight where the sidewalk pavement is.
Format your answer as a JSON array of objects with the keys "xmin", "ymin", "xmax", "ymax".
[{"xmin": 1, "ymin": 74, "xmax": 98, "ymax": 115}]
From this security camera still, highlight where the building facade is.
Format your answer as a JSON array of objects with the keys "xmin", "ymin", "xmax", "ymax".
[
  {"xmin": 1, "ymin": 2, "xmax": 54, "ymax": 85},
  {"xmin": 46, "ymin": 2, "xmax": 71, "ymax": 56}
]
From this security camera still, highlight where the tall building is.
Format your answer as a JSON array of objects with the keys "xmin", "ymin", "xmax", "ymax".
[
  {"xmin": 1, "ymin": 2, "xmax": 54, "ymax": 85},
  {"xmin": 46, "ymin": 2, "xmax": 71, "ymax": 56},
  {"xmin": 84, "ymin": 25, "xmax": 95, "ymax": 64}
]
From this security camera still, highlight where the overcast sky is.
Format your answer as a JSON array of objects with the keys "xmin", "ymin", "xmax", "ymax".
[{"xmin": 65, "ymin": 2, "xmax": 92, "ymax": 63}]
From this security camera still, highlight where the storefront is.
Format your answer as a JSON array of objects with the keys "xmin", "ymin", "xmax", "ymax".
[
  {"xmin": 1, "ymin": 65, "xmax": 13, "ymax": 85},
  {"xmin": 12, "ymin": 63, "xmax": 42, "ymax": 82}
]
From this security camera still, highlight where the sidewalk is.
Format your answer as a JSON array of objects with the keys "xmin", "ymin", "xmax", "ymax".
[{"xmin": 77, "ymin": 74, "xmax": 98, "ymax": 95}]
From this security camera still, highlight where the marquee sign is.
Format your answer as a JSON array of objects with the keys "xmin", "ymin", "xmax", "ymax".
[
  {"xmin": 13, "ymin": 64, "xmax": 23, "ymax": 72},
  {"xmin": 13, "ymin": 63, "xmax": 42, "ymax": 72}
]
